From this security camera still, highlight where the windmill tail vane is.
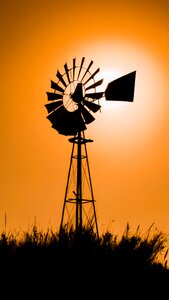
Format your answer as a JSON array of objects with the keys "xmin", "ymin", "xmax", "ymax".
[{"xmin": 44, "ymin": 57, "xmax": 136, "ymax": 235}]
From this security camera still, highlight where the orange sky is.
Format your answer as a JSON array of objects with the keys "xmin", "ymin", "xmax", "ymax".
[{"xmin": 0, "ymin": 0, "xmax": 169, "ymax": 245}]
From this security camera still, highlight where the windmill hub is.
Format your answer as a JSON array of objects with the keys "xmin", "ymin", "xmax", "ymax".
[{"xmin": 45, "ymin": 57, "xmax": 136, "ymax": 234}]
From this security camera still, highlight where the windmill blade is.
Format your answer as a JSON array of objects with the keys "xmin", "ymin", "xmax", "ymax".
[
  {"xmin": 105, "ymin": 71, "xmax": 136, "ymax": 101},
  {"xmin": 64, "ymin": 63, "xmax": 71, "ymax": 83},
  {"xmin": 52, "ymin": 121, "xmax": 77, "ymax": 136},
  {"xmin": 83, "ymin": 99, "xmax": 101, "ymax": 112},
  {"xmin": 81, "ymin": 105, "xmax": 95, "ymax": 124},
  {"xmin": 56, "ymin": 70, "xmax": 67, "ymax": 87},
  {"xmin": 80, "ymin": 60, "xmax": 93, "ymax": 82},
  {"xmin": 46, "ymin": 92, "xmax": 63, "ymax": 101},
  {"xmin": 85, "ymin": 92, "xmax": 103, "ymax": 100},
  {"xmin": 85, "ymin": 79, "xmax": 103, "ymax": 91},
  {"xmin": 52, "ymin": 110, "xmax": 76, "ymax": 136},
  {"xmin": 77, "ymin": 57, "xmax": 85, "ymax": 80},
  {"xmin": 47, "ymin": 105, "xmax": 64, "ymax": 124},
  {"xmin": 83, "ymin": 68, "xmax": 100, "ymax": 85},
  {"xmin": 45, "ymin": 100, "xmax": 63, "ymax": 113},
  {"xmin": 52, "ymin": 109, "xmax": 86, "ymax": 136},
  {"xmin": 51, "ymin": 80, "xmax": 64, "ymax": 93},
  {"xmin": 73, "ymin": 58, "xmax": 76, "ymax": 81}
]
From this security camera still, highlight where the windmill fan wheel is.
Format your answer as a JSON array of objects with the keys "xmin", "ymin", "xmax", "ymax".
[{"xmin": 45, "ymin": 57, "xmax": 104, "ymax": 136}]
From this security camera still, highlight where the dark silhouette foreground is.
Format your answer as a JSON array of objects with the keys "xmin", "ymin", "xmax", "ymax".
[{"xmin": 0, "ymin": 224, "xmax": 168, "ymax": 298}]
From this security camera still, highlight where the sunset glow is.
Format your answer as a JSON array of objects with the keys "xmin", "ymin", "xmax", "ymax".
[{"xmin": 0, "ymin": 0, "xmax": 169, "ymax": 261}]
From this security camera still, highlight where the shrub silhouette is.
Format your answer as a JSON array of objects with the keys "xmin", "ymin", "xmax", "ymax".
[{"xmin": 0, "ymin": 223, "xmax": 168, "ymax": 298}]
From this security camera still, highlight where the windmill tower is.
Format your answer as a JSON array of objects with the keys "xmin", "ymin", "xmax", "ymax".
[{"xmin": 45, "ymin": 57, "xmax": 136, "ymax": 236}]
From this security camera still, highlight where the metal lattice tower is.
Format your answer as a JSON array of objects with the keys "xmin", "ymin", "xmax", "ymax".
[{"xmin": 60, "ymin": 131, "xmax": 98, "ymax": 236}]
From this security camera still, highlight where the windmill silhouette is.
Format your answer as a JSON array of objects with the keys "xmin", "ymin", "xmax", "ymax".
[{"xmin": 45, "ymin": 57, "xmax": 136, "ymax": 236}]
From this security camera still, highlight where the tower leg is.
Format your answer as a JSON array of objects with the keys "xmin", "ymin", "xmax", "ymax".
[
  {"xmin": 59, "ymin": 142, "xmax": 75, "ymax": 232},
  {"xmin": 82, "ymin": 132, "xmax": 99, "ymax": 238}
]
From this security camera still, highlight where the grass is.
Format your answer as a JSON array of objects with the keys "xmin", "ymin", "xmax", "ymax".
[{"xmin": 0, "ymin": 223, "xmax": 168, "ymax": 298}]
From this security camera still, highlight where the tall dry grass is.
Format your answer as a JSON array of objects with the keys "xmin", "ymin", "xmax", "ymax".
[{"xmin": 0, "ymin": 222, "xmax": 168, "ymax": 298}]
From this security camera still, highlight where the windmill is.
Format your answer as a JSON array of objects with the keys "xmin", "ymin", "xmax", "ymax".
[{"xmin": 45, "ymin": 57, "xmax": 136, "ymax": 236}]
